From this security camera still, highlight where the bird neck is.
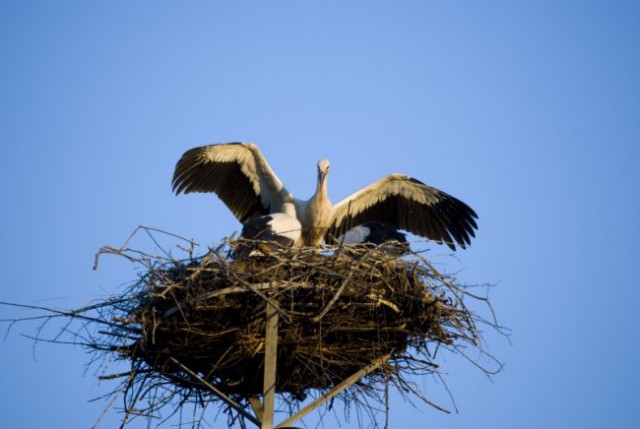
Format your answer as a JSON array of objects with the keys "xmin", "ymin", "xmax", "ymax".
[
  {"xmin": 302, "ymin": 173, "xmax": 332, "ymax": 245},
  {"xmin": 315, "ymin": 172, "xmax": 328, "ymax": 200},
  {"xmin": 310, "ymin": 174, "xmax": 331, "ymax": 215}
]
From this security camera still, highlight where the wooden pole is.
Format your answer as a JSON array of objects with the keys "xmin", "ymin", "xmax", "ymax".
[{"xmin": 262, "ymin": 300, "xmax": 279, "ymax": 429}]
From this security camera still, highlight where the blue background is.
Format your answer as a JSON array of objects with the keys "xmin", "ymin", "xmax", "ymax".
[{"xmin": 1, "ymin": 1, "xmax": 639, "ymax": 428}]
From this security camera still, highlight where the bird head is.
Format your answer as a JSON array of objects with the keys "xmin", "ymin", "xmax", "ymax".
[{"xmin": 317, "ymin": 159, "xmax": 330, "ymax": 186}]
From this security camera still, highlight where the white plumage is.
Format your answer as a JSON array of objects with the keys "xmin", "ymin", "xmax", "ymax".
[
  {"xmin": 240, "ymin": 200, "xmax": 302, "ymax": 247},
  {"xmin": 338, "ymin": 222, "xmax": 410, "ymax": 256},
  {"xmin": 234, "ymin": 199, "xmax": 302, "ymax": 258},
  {"xmin": 173, "ymin": 142, "xmax": 478, "ymax": 250},
  {"xmin": 339, "ymin": 225, "xmax": 371, "ymax": 244}
]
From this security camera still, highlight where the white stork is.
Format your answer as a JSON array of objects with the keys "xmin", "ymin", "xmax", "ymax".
[
  {"xmin": 234, "ymin": 206, "xmax": 302, "ymax": 258},
  {"xmin": 172, "ymin": 142, "xmax": 478, "ymax": 250},
  {"xmin": 337, "ymin": 222, "xmax": 410, "ymax": 256},
  {"xmin": 239, "ymin": 197, "xmax": 302, "ymax": 247}
]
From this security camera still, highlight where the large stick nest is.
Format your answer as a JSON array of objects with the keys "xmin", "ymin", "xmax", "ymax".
[
  {"xmin": 3, "ymin": 229, "xmax": 503, "ymax": 428},
  {"xmin": 123, "ymin": 243, "xmax": 474, "ymax": 398}
]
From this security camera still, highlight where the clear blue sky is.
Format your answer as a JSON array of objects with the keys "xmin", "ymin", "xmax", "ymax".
[{"xmin": 1, "ymin": 1, "xmax": 639, "ymax": 428}]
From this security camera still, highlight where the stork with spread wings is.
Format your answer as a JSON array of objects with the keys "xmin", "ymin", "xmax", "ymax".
[{"xmin": 172, "ymin": 142, "xmax": 477, "ymax": 250}]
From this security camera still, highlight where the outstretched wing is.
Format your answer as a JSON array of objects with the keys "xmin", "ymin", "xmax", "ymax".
[
  {"xmin": 328, "ymin": 174, "xmax": 478, "ymax": 250},
  {"xmin": 172, "ymin": 142, "xmax": 290, "ymax": 223}
]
